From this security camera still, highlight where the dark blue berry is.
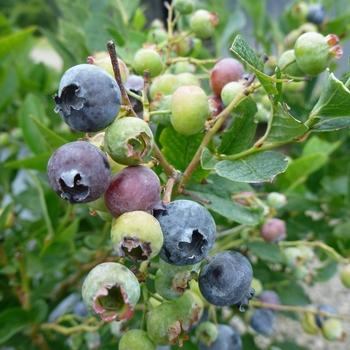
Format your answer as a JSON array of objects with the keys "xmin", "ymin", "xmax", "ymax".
[
  {"xmin": 198, "ymin": 251, "xmax": 254, "ymax": 310},
  {"xmin": 47, "ymin": 141, "xmax": 111, "ymax": 204},
  {"xmin": 307, "ymin": 4, "xmax": 325, "ymax": 25},
  {"xmin": 315, "ymin": 305, "xmax": 337, "ymax": 328},
  {"xmin": 258, "ymin": 290, "xmax": 281, "ymax": 313},
  {"xmin": 53, "ymin": 64, "xmax": 121, "ymax": 132},
  {"xmin": 154, "ymin": 200, "xmax": 216, "ymax": 266},
  {"xmin": 250, "ymin": 308, "xmax": 275, "ymax": 335},
  {"xmin": 199, "ymin": 324, "xmax": 242, "ymax": 350}
]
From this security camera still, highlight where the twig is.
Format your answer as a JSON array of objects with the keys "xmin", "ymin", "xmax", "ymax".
[{"xmin": 107, "ymin": 40, "xmax": 138, "ymax": 118}]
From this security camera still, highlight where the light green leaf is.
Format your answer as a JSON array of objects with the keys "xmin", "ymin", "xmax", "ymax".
[
  {"xmin": 230, "ymin": 35, "xmax": 278, "ymax": 95},
  {"xmin": 310, "ymin": 69, "xmax": 350, "ymax": 118},
  {"xmin": 302, "ymin": 135, "xmax": 340, "ymax": 157},
  {"xmin": 187, "ymin": 174, "xmax": 264, "ymax": 226},
  {"xmin": 201, "ymin": 147, "xmax": 218, "ymax": 170},
  {"xmin": 0, "ymin": 26, "xmax": 36, "ymax": 58},
  {"xmin": 217, "ymin": 97, "xmax": 258, "ymax": 155},
  {"xmin": 160, "ymin": 126, "xmax": 211, "ymax": 182},
  {"xmin": 0, "ymin": 203, "xmax": 14, "ymax": 233},
  {"xmin": 215, "ymin": 151, "xmax": 288, "ymax": 183},
  {"xmin": 265, "ymin": 102, "xmax": 308, "ymax": 143},
  {"xmin": 245, "ymin": 241, "xmax": 284, "ymax": 263},
  {"xmin": 20, "ymin": 93, "xmax": 49, "ymax": 155}
]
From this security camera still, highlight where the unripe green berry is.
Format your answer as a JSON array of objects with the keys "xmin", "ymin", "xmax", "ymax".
[
  {"xmin": 278, "ymin": 50, "xmax": 304, "ymax": 77},
  {"xmin": 340, "ymin": 264, "xmax": 350, "ymax": 288},
  {"xmin": 150, "ymin": 74, "xmax": 181, "ymax": 99},
  {"xmin": 119, "ymin": 329, "xmax": 156, "ymax": 350},
  {"xmin": 220, "ymin": 81, "xmax": 244, "ymax": 107},
  {"xmin": 266, "ymin": 192, "xmax": 287, "ymax": 209},
  {"xmin": 195, "ymin": 322, "xmax": 218, "ymax": 346},
  {"xmin": 190, "ymin": 10, "xmax": 218, "ymax": 39},
  {"xmin": 104, "ymin": 117, "xmax": 154, "ymax": 166},
  {"xmin": 170, "ymin": 85, "xmax": 210, "ymax": 135},
  {"xmin": 174, "ymin": 0, "xmax": 195, "ymax": 15},
  {"xmin": 133, "ymin": 49, "xmax": 163, "ymax": 78},
  {"xmin": 111, "ymin": 211, "xmax": 164, "ymax": 262},
  {"xmin": 322, "ymin": 318, "xmax": 345, "ymax": 341}
]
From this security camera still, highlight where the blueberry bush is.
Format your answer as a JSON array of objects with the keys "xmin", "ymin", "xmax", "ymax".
[{"xmin": 1, "ymin": 0, "xmax": 350, "ymax": 349}]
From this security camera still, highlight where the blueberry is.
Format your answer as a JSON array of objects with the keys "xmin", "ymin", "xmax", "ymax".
[
  {"xmin": 258, "ymin": 290, "xmax": 281, "ymax": 313},
  {"xmin": 315, "ymin": 305, "xmax": 337, "ymax": 328},
  {"xmin": 199, "ymin": 324, "xmax": 242, "ymax": 350},
  {"xmin": 47, "ymin": 141, "xmax": 111, "ymax": 204},
  {"xmin": 250, "ymin": 308, "xmax": 275, "ymax": 335},
  {"xmin": 198, "ymin": 251, "xmax": 254, "ymax": 310},
  {"xmin": 53, "ymin": 64, "xmax": 121, "ymax": 132},
  {"xmin": 154, "ymin": 200, "xmax": 216, "ymax": 266},
  {"xmin": 307, "ymin": 4, "xmax": 325, "ymax": 25},
  {"xmin": 73, "ymin": 300, "xmax": 89, "ymax": 317}
]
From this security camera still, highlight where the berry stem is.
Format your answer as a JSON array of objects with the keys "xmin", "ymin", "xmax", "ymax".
[
  {"xmin": 40, "ymin": 321, "xmax": 104, "ymax": 336},
  {"xmin": 163, "ymin": 171, "xmax": 180, "ymax": 204},
  {"xmin": 152, "ymin": 142, "xmax": 175, "ymax": 176},
  {"xmin": 107, "ymin": 40, "xmax": 138, "ymax": 118}
]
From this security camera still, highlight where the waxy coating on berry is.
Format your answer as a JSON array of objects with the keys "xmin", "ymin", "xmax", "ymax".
[
  {"xmin": 307, "ymin": 3, "xmax": 325, "ymax": 25},
  {"xmin": 82, "ymin": 262, "xmax": 140, "ymax": 322},
  {"xmin": 250, "ymin": 308, "xmax": 275, "ymax": 335},
  {"xmin": 53, "ymin": 64, "xmax": 121, "ymax": 132},
  {"xmin": 199, "ymin": 324, "xmax": 242, "ymax": 350},
  {"xmin": 47, "ymin": 141, "xmax": 111, "ymax": 204},
  {"xmin": 154, "ymin": 200, "xmax": 216, "ymax": 266},
  {"xmin": 198, "ymin": 251, "xmax": 254, "ymax": 310},
  {"xmin": 104, "ymin": 165, "xmax": 161, "ymax": 218},
  {"xmin": 104, "ymin": 117, "xmax": 154, "ymax": 166},
  {"xmin": 110, "ymin": 211, "xmax": 164, "ymax": 262}
]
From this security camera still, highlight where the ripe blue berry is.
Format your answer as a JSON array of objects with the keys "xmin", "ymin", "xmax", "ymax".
[
  {"xmin": 53, "ymin": 64, "xmax": 121, "ymax": 132},
  {"xmin": 47, "ymin": 141, "xmax": 111, "ymax": 204},
  {"xmin": 250, "ymin": 308, "xmax": 275, "ymax": 335},
  {"xmin": 154, "ymin": 200, "xmax": 216, "ymax": 266},
  {"xmin": 307, "ymin": 4, "xmax": 325, "ymax": 25},
  {"xmin": 258, "ymin": 290, "xmax": 281, "ymax": 313},
  {"xmin": 199, "ymin": 324, "xmax": 242, "ymax": 350},
  {"xmin": 315, "ymin": 305, "xmax": 337, "ymax": 328},
  {"xmin": 82, "ymin": 262, "xmax": 140, "ymax": 322},
  {"xmin": 198, "ymin": 251, "xmax": 254, "ymax": 310}
]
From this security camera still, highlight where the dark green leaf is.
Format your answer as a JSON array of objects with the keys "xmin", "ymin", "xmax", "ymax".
[
  {"xmin": 20, "ymin": 93, "xmax": 49, "ymax": 155},
  {"xmin": 310, "ymin": 116, "xmax": 350, "ymax": 132},
  {"xmin": 245, "ymin": 241, "xmax": 285, "ymax": 263},
  {"xmin": 160, "ymin": 126, "xmax": 211, "ymax": 182},
  {"xmin": 30, "ymin": 115, "xmax": 69, "ymax": 150},
  {"xmin": 4, "ymin": 153, "xmax": 52, "ymax": 172},
  {"xmin": 188, "ymin": 174, "xmax": 264, "ymax": 226},
  {"xmin": 310, "ymin": 70, "xmax": 350, "ymax": 118},
  {"xmin": 30, "ymin": 299, "xmax": 49, "ymax": 324},
  {"xmin": 264, "ymin": 102, "xmax": 308, "ymax": 143},
  {"xmin": 313, "ymin": 260, "xmax": 338, "ymax": 283},
  {"xmin": 201, "ymin": 147, "xmax": 219, "ymax": 170},
  {"xmin": 275, "ymin": 277, "xmax": 311, "ymax": 306},
  {"xmin": 217, "ymin": 97, "xmax": 258, "ymax": 155},
  {"xmin": 273, "ymin": 341, "xmax": 308, "ymax": 350},
  {"xmin": 0, "ymin": 308, "xmax": 30, "ymax": 343},
  {"xmin": 215, "ymin": 151, "xmax": 288, "ymax": 183}
]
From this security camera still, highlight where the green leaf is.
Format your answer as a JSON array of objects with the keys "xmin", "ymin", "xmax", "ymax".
[
  {"xmin": 310, "ymin": 116, "xmax": 350, "ymax": 132},
  {"xmin": 160, "ymin": 126, "xmax": 211, "ymax": 182},
  {"xmin": 302, "ymin": 135, "xmax": 340, "ymax": 157},
  {"xmin": 0, "ymin": 202, "xmax": 14, "ymax": 233},
  {"xmin": 201, "ymin": 147, "xmax": 218, "ymax": 170},
  {"xmin": 30, "ymin": 115, "xmax": 69, "ymax": 150},
  {"xmin": 310, "ymin": 70, "xmax": 350, "ymax": 119},
  {"xmin": 0, "ymin": 26, "xmax": 36, "ymax": 58},
  {"xmin": 215, "ymin": 151, "xmax": 288, "ymax": 183},
  {"xmin": 217, "ymin": 97, "xmax": 258, "ymax": 155},
  {"xmin": 230, "ymin": 35, "xmax": 278, "ymax": 95},
  {"xmin": 245, "ymin": 241, "xmax": 284, "ymax": 263},
  {"xmin": 187, "ymin": 174, "xmax": 264, "ymax": 226},
  {"xmin": 275, "ymin": 277, "xmax": 311, "ymax": 306},
  {"xmin": 30, "ymin": 299, "xmax": 49, "ymax": 324},
  {"xmin": 281, "ymin": 153, "xmax": 328, "ymax": 184},
  {"xmin": 264, "ymin": 102, "xmax": 308, "ymax": 143},
  {"xmin": 313, "ymin": 260, "xmax": 338, "ymax": 283},
  {"xmin": 20, "ymin": 93, "xmax": 49, "ymax": 155},
  {"xmin": 273, "ymin": 341, "xmax": 308, "ymax": 350},
  {"xmin": 0, "ymin": 308, "xmax": 30, "ymax": 343},
  {"xmin": 5, "ymin": 153, "xmax": 52, "ymax": 172}
]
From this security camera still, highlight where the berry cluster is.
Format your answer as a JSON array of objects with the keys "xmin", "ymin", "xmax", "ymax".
[{"xmin": 43, "ymin": 0, "xmax": 347, "ymax": 348}]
